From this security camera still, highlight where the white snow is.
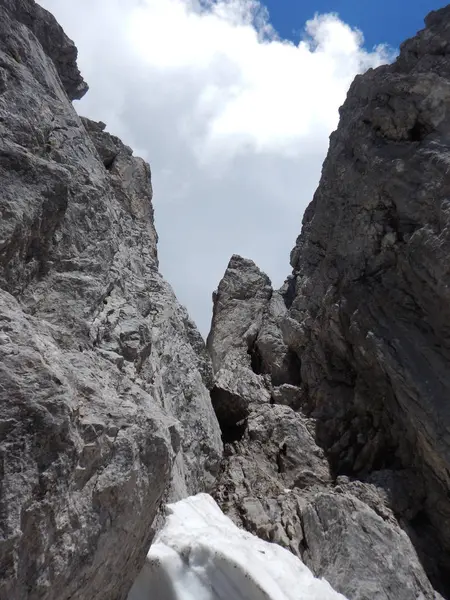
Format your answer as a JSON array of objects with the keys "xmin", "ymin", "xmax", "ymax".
[{"xmin": 128, "ymin": 493, "xmax": 348, "ymax": 600}]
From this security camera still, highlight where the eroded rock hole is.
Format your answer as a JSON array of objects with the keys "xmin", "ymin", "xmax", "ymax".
[
  {"xmin": 408, "ymin": 120, "xmax": 431, "ymax": 142},
  {"xmin": 282, "ymin": 275, "xmax": 297, "ymax": 309},
  {"xmin": 210, "ymin": 386, "xmax": 249, "ymax": 443},
  {"xmin": 103, "ymin": 155, "xmax": 116, "ymax": 171},
  {"xmin": 276, "ymin": 442, "xmax": 288, "ymax": 474},
  {"xmin": 276, "ymin": 349, "xmax": 302, "ymax": 387},
  {"xmin": 248, "ymin": 343, "xmax": 263, "ymax": 375}
]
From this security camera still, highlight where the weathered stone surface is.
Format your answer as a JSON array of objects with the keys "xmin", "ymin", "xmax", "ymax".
[
  {"xmin": 271, "ymin": 384, "xmax": 303, "ymax": 410},
  {"xmin": 1, "ymin": 0, "xmax": 88, "ymax": 100},
  {"xmin": 286, "ymin": 5, "xmax": 450, "ymax": 594},
  {"xmin": 302, "ymin": 493, "xmax": 437, "ymax": 600},
  {"xmin": 254, "ymin": 291, "xmax": 302, "ymax": 387},
  {"xmin": 207, "ymin": 9, "xmax": 450, "ymax": 580},
  {"xmin": 209, "ymin": 256, "xmax": 439, "ymax": 600},
  {"xmin": 207, "ymin": 254, "xmax": 273, "ymax": 371},
  {"xmin": 0, "ymin": 289, "xmax": 174, "ymax": 600},
  {"xmin": 206, "ymin": 255, "xmax": 273, "ymax": 442},
  {"xmin": 208, "ymin": 6, "xmax": 450, "ymax": 598},
  {"xmin": 0, "ymin": 1, "xmax": 222, "ymax": 598}
]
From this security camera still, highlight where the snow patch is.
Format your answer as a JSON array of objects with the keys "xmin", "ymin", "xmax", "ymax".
[{"xmin": 128, "ymin": 493, "xmax": 348, "ymax": 600}]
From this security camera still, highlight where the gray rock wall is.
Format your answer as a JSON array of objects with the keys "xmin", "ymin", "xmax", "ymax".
[
  {"xmin": 0, "ymin": 1, "xmax": 222, "ymax": 598},
  {"xmin": 209, "ymin": 257, "xmax": 439, "ymax": 600},
  {"xmin": 208, "ymin": 6, "xmax": 450, "ymax": 600}
]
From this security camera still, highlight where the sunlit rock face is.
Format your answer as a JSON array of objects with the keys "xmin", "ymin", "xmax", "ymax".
[
  {"xmin": 0, "ymin": 1, "xmax": 222, "ymax": 598},
  {"xmin": 207, "ymin": 7, "xmax": 450, "ymax": 600},
  {"xmin": 128, "ymin": 493, "xmax": 348, "ymax": 600}
]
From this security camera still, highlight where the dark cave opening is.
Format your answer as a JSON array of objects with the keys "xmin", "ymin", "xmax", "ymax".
[
  {"xmin": 103, "ymin": 155, "xmax": 116, "ymax": 171},
  {"xmin": 247, "ymin": 343, "xmax": 263, "ymax": 375},
  {"xmin": 247, "ymin": 340, "xmax": 301, "ymax": 388},
  {"xmin": 210, "ymin": 386, "xmax": 249, "ymax": 444},
  {"xmin": 406, "ymin": 509, "xmax": 450, "ymax": 598},
  {"xmin": 408, "ymin": 120, "xmax": 432, "ymax": 142},
  {"xmin": 282, "ymin": 275, "xmax": 297, "ymax": 309}
]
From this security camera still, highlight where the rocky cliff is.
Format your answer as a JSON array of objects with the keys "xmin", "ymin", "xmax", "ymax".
[
  {"xmin": 208, "ymin": 6, "xmax": 450, "ymax": 600},
  {"xmin": 0, "ymin": 1, "xmax": 222, "ymax": 598},
  {"xmin": 3, "ymin": 0, "xmax": 450, "ymax": 599}
]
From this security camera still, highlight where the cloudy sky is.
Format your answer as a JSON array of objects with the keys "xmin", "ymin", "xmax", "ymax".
[
  {"xmin": 262, "ymin": 0, "xmax": 448, "ymax": 49},
  {"xmin": 36, "ymin": 0, "xmax": 434, "ymax": 335}
]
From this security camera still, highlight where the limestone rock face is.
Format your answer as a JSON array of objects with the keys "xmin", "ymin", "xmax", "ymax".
[
  {"xmin": 209, "ymin": 258, "xmax": 438, "ymax": 600},
  {"xmin": 208, "ymin": 7, "xmax": 450, "ymax": 599},
  {"xmin": 0, "ymin": 0, "xmax": 88, "ymax": 100},
  {"xmin": 0, "ymin": 1, "xmax": 222, "ymax": 599}
]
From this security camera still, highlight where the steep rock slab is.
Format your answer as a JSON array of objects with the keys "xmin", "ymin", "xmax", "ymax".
[
  {"xmin": 0, "ymin": 290, "xmax": 174, "ymax": 600},
  {"xmin": 286, "ymin": 5, "xmax": 450, "ymax": 593},
  {"xmin": 208, "ymin": 256, "xmax": 438, "ymax": 600},
  {"xmin": 207, "ymin": 255, "xmax": 273, "ymax": 441},
  {"xmin": 207, "ymin": 254, "xmax": 273, "ymax": 371},
  {"xmin": 0, "ymin": 1, "xmax": 222, "ymax": 599}
]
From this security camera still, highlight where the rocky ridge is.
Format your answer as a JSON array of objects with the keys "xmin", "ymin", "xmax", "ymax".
[
  {"xmin": 0, "ymin": 1, "xmax": 221, "ymax": 599},
  {"xmin": 2, "ymin": 0, "xmax": 450, "ymax": 599},
  {"xmin": 208, "ymin": 7, "xmax": 450, "ymax": 600}
]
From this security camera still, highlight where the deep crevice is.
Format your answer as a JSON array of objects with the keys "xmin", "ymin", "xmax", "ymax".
[
  {"xmin": 276, "ymin": 443, "xmax": 288, "ymax": 474},
  {"xmin": 248, "ymin": 342, "xmax": 263, "ymax": 375},
  {"xmin": 278, "ymin": 349, "xmax": 302, "ymax": 387},
  {"xmin": 282, "ymin": 275, "xmax": 297, "ymax": 309},
  {"xmin": 221, "ymin": 418, "xmax": 247, "ymax": 444},
  {"xmin": 408, "ymin": 119, "xmax": 432, "ymax": 142},
  {"xmin": 210, "ymin": 386, "xmax": 249, "ymax": 443},
  {"xmin": 103, "ymin": 155, "xmax": 116, "ymax": 171}
]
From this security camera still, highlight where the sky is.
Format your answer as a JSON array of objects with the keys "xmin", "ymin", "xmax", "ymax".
[
  {"xmin": 263, "ymin": 1, "xmax": 448, "ymax": 49},
  {"xmin": 36, "ymin": 0, "xmax": 442, "ymax": 336}
]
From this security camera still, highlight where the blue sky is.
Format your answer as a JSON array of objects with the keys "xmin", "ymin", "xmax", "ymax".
[{"xmin": 262, "ymin": 0, "xmax": 448, "ymax": 49}]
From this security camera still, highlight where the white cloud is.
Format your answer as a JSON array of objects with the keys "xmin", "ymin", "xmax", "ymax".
[{"xmin": 37, "ymin": 0, "xmax": 391, "ymax": 335}]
